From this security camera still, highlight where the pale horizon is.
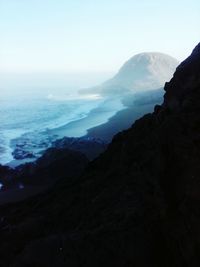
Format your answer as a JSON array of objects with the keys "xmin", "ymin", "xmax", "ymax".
[{"xmin": 0, "ymin": 0, "xmax": 199, "ymax": 73}]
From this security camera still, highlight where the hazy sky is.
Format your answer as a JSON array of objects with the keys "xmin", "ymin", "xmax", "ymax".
[{"xmin": 0, "ymin": 0, "xmax": 199, "ymax": 73}]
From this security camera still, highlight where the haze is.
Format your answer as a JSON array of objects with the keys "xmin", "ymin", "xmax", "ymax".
[{"xmin": 0, "ymin": 0, "xmax": 199, "ymax": 73}]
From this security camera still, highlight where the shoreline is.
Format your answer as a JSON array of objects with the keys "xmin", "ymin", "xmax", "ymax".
[
  {"xmin": 48, "ymin": 97, "xmax": 125, "ymax": 138},
  {"xmin": 51, "ymin": 90, "xmax": 163, "ymax": 141},
  {"xmin": 4, "ymin": 91, "xmax": 162, "ymax": 168},
  {"xmin": 4, "ymin": 97, "xmax": 125, "ymax": 168},
  {"xmin": 86, "ymin": 102, "xmax": 157, "ymax": 141},
  {"xmin": 0, "ymin": 92, "xmax": 161, "ymax": 205}
]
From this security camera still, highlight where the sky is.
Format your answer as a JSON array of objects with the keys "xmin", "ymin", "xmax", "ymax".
[{"xmin": 0, "ymin": 0, "xmax": 200, "ymax": 73}]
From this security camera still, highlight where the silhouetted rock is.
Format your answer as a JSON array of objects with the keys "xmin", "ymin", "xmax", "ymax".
[
  {"xmin": 0, "ymin": 148, "xmax": 89, "ymax": 198},
  {"xmin": 15, "ymin": 147, "xmax": 89, "ymax": 186},
  {"xmin": 0, "ymin": 164, "xmax": 11, "ymax": 178},
  {"xmin": 0, "ymin": 164, "xmax": 15, "ymax": 190},
  {"xmin": 52, "ymin": 136, "xmax": 107, "ymax": 160},
  {"xmin": 0, "ymin": 43, "xmax": 200, "ymax": 267}
]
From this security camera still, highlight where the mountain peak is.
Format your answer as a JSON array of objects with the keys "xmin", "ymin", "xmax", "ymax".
[
  {"xmin": 82, "ymin": 52, "xmax": 179, "ymax": 95},
  {"xmin": 113, "ymin": 52, "xmax": 179, "ymax": 92}
]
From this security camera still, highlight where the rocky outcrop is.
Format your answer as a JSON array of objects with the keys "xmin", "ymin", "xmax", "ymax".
[
  {"xmin": 0, "ymin": 165, "xmax": 16, "ymax": 190},
  {"xmin": 15, "ymin": 147, "xmax": 89, "ymax": 186},
  {"xmin": 52, "ymin": 137, "xmax": 108, "ymax": 160},
  {"xmin": 0, "ymin": 148, "xmax": 89, "ymax": 193},
  {"xmin": 0, "ymin": 43, "xmax": 200, "ymax": 267},
  {"xmin": 11, "ymin": 135, "xmax": 107, "ymax": 164}
]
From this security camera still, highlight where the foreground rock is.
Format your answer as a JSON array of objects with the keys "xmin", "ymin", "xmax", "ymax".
[
  {"xmin": 11, "ymin": 135, "xmax": 107, "ymax": 163},
  {"xmin": 0, "ymin": 137, "xmax": 104, "ymax": 202},
  {"xmin": 52, "ymin": 137, "xmax": 108, "ymax": 160},
  {"xmin": 0, "ymin": 43, "xmax": 200, "ymax": 266},
  {"xmin": 0, "ymin": 148, "xmax": 89, "ymax": 198}
]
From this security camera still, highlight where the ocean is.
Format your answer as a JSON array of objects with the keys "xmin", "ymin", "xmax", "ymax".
[{"xmin": 0, "ymin": 73, "xmax": 123, "ymax": 165}]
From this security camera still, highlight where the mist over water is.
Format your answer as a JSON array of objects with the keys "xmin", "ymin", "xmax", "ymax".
[{"xmin": 0, "ymin": 72, "xmax": 123, "ymax": 165}]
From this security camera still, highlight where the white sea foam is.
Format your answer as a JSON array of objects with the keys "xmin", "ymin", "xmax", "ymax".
[
  {"xmin": 47, "ymin": 93, "xmax": 102, "ymax": 101},
  {"xmin": 0, "ymin": 90, "xmax": 124, "ymax": 165}
]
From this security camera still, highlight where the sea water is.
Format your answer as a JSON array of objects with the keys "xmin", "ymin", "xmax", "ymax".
[{"xmin": 0, "ymin": 73, "xmax": 123, "ymax": 165}]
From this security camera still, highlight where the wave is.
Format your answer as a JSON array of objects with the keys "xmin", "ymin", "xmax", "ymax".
[
  {"xmin": 0, "ymin": 94, "xmax": 104, "ymax": 164},
  {"xmin": 0, "ymin": 91, "xmax": 125, "ymax": 165},
  {"xmin": 47, "ymin": 93, "xmax": 102, "ymax": 101}
]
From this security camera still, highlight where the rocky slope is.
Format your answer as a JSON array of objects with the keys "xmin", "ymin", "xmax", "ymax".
[
  {"xmin": 52, "ymin": 137, "xmax": 108, "ymax": 160},
  {"xmin": 82, "ymin": 52, "xmax": 178, "ymax": 95},
  {"xmin": 0, "ymin": 43, "xmax": 200, "ymax": 266},
  {"xmin": 0, "ymin": 148, "xmax": 89, "ymax": 201},
  {"xmin": 0, "ymin": 137, "xmax": 106, "ymax": 194}
]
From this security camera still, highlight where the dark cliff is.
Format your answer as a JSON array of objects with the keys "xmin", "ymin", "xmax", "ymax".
[{"xmin": 0, "ymin": 43, "xmax": 200, "ymax": 267}]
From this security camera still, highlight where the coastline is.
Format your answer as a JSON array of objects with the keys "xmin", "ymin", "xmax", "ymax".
[
  {"xmin": 4, "ymin": 97, "xmax": 124, "ymax": 167},
  {"xmin": 1, "ymin": 92, "xmax": 162, "ymax": 206},
  {"xmin": 5, "ymin": 92, "xmax": 162, "ymax": 168},
  {"xmin": 51, "ymin": 90, "xmax": 163, "ymax": 142},
  {"xmin": 48, "ymin": 97, "xmax": 125, "ymax": 139},
  {"xmin": 86, "ymin": 102, "xmax": 157, "ymax": 141}
]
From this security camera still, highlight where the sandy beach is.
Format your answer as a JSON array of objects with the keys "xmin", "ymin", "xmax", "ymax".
[
  {"xmin": 49, "ymin": 97, "xmax": 125, "ymax": 138},
  {"xmin": 51, "ymin": 89, "xmax": 163, "ymax": 142},
  {"xmin": 52, "ymin": 97, "xmax": 160, "ymax": 142},
  {"xmin": 1, "ymin": 93, "xmax": 161, "ymax": 205},
  {"xmin": 86, "ymin": 102, "xmax": 157, "ymax": 141},
  {"xmin": 6, "ymin": 91, "xmax": 162, "ymax": 169}
]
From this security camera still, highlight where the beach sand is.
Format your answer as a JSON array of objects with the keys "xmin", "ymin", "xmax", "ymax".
[
  {"xmin": 86, "ymin": 102, "xmax": 157, "ymax": 141},
  {"xmin": 2, "ymin": 95, "xmax": 160, "ymax": 205},
  {"xmin": 51, "ymin": 94, "xmax": 161, "ymax": 142},
  {"xmin": 49, "ymin": 97, "xmax": 125, "ymax": 138},
  {"xmin": 7, "ymin": 93, "xmax": 161, "ymax": 169}
]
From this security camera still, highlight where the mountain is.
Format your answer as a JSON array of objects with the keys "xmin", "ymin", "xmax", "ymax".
[
  {"xmin": 0, "ymin": 43, "xmax": 200, "ymax": 266},
  {"xmin": 82, "ymin": 52, "xmax": 179, "ymax": 95}
]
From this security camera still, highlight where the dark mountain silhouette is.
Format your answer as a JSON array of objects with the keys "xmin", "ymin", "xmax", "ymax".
[{"xmin": 0, "ymin": 43, "xmax": 200, "ymax": 266}]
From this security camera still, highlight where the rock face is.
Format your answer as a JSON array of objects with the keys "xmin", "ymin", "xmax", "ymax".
[
  {"xmin": 0, "ymin": 43, "xmax": 200, "ymax": 267},
  {"xmin": 83, "ymin": 52, "xmax": 179, "ymax": 95}
]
